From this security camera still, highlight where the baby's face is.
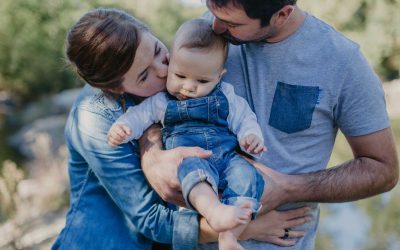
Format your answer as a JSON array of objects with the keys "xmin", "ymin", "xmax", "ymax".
[{"xmin": 166, "ymin": 47, "xmax": 225, "ymax": 100}]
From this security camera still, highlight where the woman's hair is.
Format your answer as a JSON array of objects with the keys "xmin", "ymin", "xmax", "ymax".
[
  {"xmin": 207, "ymin": 0, "xmax": 297, "ymax": 27},
  {"xmin": 66, "ymin": 8, "xmax": 148, "ymax": 90}
]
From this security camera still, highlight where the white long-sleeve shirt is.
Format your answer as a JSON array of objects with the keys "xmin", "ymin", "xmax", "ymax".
[{"xmin": 115, "ymin": 82, "xmax": 264, "ymax": 152}]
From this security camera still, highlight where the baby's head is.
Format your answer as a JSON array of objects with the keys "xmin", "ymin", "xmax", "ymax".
[{"xmin": 167, "ymin": 18, "xmax": 228, "ymax": 100}]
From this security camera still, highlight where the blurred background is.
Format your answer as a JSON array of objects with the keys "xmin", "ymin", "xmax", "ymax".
[{"xmin": 0, "ymin": 0, "xmax": 399, "ymax": 249}]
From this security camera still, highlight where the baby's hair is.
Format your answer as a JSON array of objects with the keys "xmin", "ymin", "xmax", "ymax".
[{"xmin": 173, "ymin": 18, "xmax": 228, "ymax": 63}]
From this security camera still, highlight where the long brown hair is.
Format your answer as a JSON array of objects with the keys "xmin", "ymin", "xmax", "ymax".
[{"xmin": 66, "ymin": 8, "xmax": 148, "ymax": 91}]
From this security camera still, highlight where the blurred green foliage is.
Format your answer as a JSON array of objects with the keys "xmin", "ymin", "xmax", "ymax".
[
  {"xmin": 0, "ymin": 0, "xmax": 79, "ymax": 100},
  {"xmin": 0, "ymin": 0, "xmax": 204, "ymax": 101},
  {"xmin": 300, "ymin": 0, "xmax": 400, "ymax": 81}
]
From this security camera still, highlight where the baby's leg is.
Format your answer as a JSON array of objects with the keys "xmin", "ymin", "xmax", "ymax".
[
  {"xmin": 221, "ymin": 154, "xmax": 265, "ymax": 213},
  {"xmin": 216, "ymin": 154, "xmax": 265, "ymax": 249},
  {"xmin": 189, "ymin": 182, "xmax": 252, "ymax": 232},
  {"xmin": 179, "ymin": 157, "xmax": 252, "ymax": 232}
]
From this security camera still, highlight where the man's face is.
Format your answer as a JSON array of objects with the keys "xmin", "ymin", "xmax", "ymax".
[{"xmin": 207, "ymin": 1, "xmax": 276, "ymax": 44}]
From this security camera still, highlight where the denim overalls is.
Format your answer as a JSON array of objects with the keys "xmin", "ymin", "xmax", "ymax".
[{"xmin": 162, "ymin": 83, "xmax": 264, "ymax": 214}]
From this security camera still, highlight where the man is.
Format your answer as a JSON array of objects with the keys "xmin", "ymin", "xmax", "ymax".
[{"xmin": 140, "ymin": 0, "xmax": 399, "ymax": 249}]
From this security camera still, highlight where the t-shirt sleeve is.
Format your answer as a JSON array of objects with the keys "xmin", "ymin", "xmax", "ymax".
[
  {"xmin": 114, "ymin": 92, "xmax": 168, "ymax": 142},
  {"xmin": 335, "ymin": 48, "xmax": 390, "ymax": 136},
  {"xmin": 221, "ymin": 82, "xmax": 264, "ymax": 143}
]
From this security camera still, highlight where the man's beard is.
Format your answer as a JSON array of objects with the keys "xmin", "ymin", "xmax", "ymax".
[{"xmin": 221, "ymin": 30, "xmax": 274, "ymax": 45}]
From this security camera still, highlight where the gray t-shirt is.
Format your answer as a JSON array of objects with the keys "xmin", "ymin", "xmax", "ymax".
[{"xmin": 199, "ymin": 13, "xmax": 389, "ymax": 250}]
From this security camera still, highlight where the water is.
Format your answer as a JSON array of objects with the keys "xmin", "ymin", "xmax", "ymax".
[{"xmin": 322, "ymin": 203, "xmax": 371, "ymax": 250}]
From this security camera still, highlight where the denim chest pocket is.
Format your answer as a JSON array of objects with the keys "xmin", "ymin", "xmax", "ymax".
[{"xmin": 268, "ymin": 82, "xmax": 320, "ymax": 134}]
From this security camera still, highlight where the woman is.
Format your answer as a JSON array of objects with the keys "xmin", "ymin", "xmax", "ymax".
[{"xmin": 53, "ymin": 8, "xmax": 309, "ymax": 250}]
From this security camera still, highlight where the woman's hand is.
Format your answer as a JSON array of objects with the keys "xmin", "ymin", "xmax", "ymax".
[{"xmin": 240, "ymin": 207, "xmax": 311, "ymax": 247}]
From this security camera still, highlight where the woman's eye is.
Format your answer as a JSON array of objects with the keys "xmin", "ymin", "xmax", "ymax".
[
  {"xmin": 140, "ymin": 72, "xmax": 148, "ymax": 83},
  {"xmin": 155, "ymin": 45, "xmax": 161, "ymax": 56}
]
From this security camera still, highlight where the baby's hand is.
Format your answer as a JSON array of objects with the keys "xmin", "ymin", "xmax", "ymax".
[
  {"xmin": 240, "ymin": 134, "xmax": 267, "ymax": 155},
  {"xmin": 107, "ymin": 124, "xmax": 132, "ymax": 147}
]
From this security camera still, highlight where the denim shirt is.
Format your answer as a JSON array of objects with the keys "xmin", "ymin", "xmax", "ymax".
[{"xmin": 52, "ymin": 84, "xmax": 199, "ymax": 250}]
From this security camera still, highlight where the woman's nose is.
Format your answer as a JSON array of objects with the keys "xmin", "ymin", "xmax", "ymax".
[
  {"xmin": 155, "ymin": 59, "xmax": 168, "ymax": 79},
  {"xmin": 212, "ymin": 18, "xmax": 227, "ymax": 34}
]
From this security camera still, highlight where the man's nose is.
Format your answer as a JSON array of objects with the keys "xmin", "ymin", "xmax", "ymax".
[{"xmin": 212, "ymin": 18, "xmax": 227, "ymax": 34}]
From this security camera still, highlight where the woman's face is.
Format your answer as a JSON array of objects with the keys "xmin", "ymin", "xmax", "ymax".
[{"xmin": 120, "ymin": 32, "xmax": 168, "ymax": 97}]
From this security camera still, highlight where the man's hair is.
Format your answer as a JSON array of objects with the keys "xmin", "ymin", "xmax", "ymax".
[
  {"xmin": 173, "ymin": 18, "xmax": 228, "ymax": 63},
  {"xmin": 66, "ymin": 8, "xmax": 148, "ymax": 90},
  {"xmin": 208, "ymin": 0, "xmax": 297, "ymax": 26}
]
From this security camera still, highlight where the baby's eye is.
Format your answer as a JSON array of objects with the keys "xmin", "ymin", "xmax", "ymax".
[
  {"xmin": 198, "ymin": 80, "xmax": 209, "ymax": 84},
  {"xmin": 175, "ymin": 73, "xmax": 186, "ymax": 79}
]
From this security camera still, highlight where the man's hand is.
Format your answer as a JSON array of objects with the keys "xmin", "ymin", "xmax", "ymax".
[
  {"xmin": 139, "ymin": 124, "xmax": 212, "ymax": 206},
  {"xmin": 250, "ymin": 160, "xmax": 294, "ymax": 213}
]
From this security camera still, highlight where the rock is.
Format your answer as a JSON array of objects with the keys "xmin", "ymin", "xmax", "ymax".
[
  {"xmin": 50, "ymin": 88, "xmax": 81, "ymax": 112},
  {"xmin": 0, "ymin": 91, "xmax": 14, "ymax": 116},
  {"xmin": 8, "ymin": 115, "xmax": 67, "ymax": 159}
]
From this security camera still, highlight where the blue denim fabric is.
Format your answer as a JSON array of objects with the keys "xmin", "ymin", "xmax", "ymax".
[
  {"xmin": 52, "ymin": 85, "xmax": 199, "ymax": 250},
  {"xmin": 269, "ymin": 82, "xmax": 320, "ymax": 134},
  {"xmin": 162, "ymin": 83, "xmax": 264, "ymax": 215}
]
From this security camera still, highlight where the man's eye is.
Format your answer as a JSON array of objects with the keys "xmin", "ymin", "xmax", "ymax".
[
  {"xmin": 176, "ymin": 74, "xmax": 185, "ymax": 79},
  {"xmin": 198, "ymin": 80, "xmax": 209, "ymax": 83}
]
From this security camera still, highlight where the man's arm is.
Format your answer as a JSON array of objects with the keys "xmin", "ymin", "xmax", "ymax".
[
  {"xmin": 139, "ymin": 124, "xmax": 212, "ymax": 205},
  {"xmin": 256, "ymin": 128, "xmax": 399, "ymax": 212}
]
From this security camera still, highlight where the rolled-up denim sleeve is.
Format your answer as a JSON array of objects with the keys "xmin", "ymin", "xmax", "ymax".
[
  {"xmin": 71, "ymin": 107, "xmax": 199, "ymax": 246},
  {"xmin": 173, "ymin": 208, "xmax": 200, "ymax": 250}
]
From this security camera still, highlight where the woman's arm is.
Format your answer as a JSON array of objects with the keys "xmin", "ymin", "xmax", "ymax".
[{"xmin": 72, "ymin": 108, "xmax": 198, "ymax": 248}]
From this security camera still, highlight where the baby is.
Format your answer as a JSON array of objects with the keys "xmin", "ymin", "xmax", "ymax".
[{"xmin": 108, "ymin": 18, "xmax": 265, "ymax": 250}]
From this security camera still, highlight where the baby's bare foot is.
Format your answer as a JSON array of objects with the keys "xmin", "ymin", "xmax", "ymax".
[
  {"xmin": 206, "ymin": 202, "xmax": 252, "ymax": 232},
  {"xmin": 219, "ymin": 231, "xmax": 245, "ymax": 250}
]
